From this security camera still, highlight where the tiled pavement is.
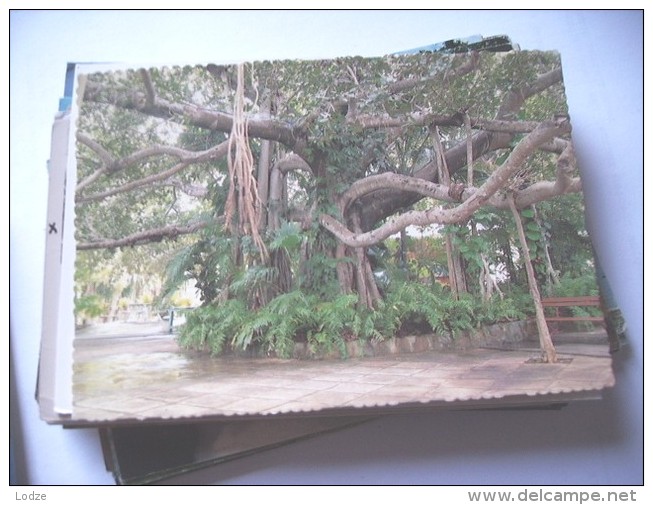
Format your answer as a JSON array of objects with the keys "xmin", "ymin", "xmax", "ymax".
[{"xmin": 71, "ymin": 328, "xmax": 615, "ymax": 424}]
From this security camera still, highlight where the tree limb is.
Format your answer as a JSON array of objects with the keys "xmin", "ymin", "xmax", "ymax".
[
  {"xmin": 75, "ymin": 140, "xmax": 229, "ymax": 203},
  {"xmin": 76, "ymin": 140, "xmax": 229, "ymax": 203},
  {"xmin": 140, "ymin": 68, "xmax": 156, "ymax": 108},
  {"xmin": 491, "ymin": 141, "xmax": 581, "ymax": 209},
  {"xmin": 357, "ymin": 66, "xmax": 565, "ymax": 228},
  {"xmin": 276, "ymin": 153, "xmax": 313, "ymax": 174},
  {"xmin": 77, "ymin": 220, "xmax": 210, "ymax": 251},
  {"xmin": 387, "ymin": 51, "xmax": 480, "ymax": 94},
  {"xmin": 321, "ymin": 121, "xmax": 570, "ymax": 248},
  {"xmin": 342, "ymin": 173, "xmax": 456, "ymax": 215},
  {"xmin": 76, "ymin": 132, "xmax": 116, "ymax": 192},
  {"xmin": 496, "ymin": 67, "xmax": 563, "ymax": 120},
  {"xmin": 83, "ymin": 80, "xmax": 300, "ymax": 150},
  {"xmin": 158, "ymin": 178, "xmax": 210, "ymax": 198}
]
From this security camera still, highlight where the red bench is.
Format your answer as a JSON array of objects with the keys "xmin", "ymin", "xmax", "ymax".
[{"xmin": 541, "ymin": 296, "xmax": 604, "ymax": 325}]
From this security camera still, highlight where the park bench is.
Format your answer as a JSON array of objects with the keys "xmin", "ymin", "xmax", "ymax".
[{"xmin": 540, "ymin": 296, "xmax": 604, "ymax": 327}]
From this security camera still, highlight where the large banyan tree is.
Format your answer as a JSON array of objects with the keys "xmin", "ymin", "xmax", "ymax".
[{"xmin": 75, "ymin": 47, "xmax": 592, "ymax": 361}]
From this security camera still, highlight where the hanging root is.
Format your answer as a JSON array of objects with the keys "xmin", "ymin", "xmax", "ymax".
[{"xmin": 225, "ymin": 63, "xmax": 268, "ymax": 261}]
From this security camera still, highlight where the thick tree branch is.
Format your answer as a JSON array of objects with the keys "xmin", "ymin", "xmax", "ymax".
[
  {"xmin": 296, "ymin": 53, "xmax": 480, "ymax": 139},
  {"xmin": 350, "ymin": 111, "xmax": 467, "ymax": 130},
  {"xmin": 471, "ymin": 118, "xmax": 544, "ymax": 133},
  {"xmin": 83, "ymin": 81, "xmax": 300, "ymax": 151},
  {"xmin": 491, "ymin": 141, "xmax": 581, "ymax": 209},
  {"xmin": 76, "ymin": 133, "xmax": 116, "ymax": 192},
  {"xmin": 342, "ymin": 173, "xmax": 456, "ymax": 214},
  {"xmin": 496, "ymin": 67, "xmax": 563, "ymax": 120},
  {"xmin": 159, "ymin": 178, "xmax": 210, "ymax": 198},
  {"xmin": 276, "ymin": 153, "xmax": 313, "ymax": 174},
  {"xmin": 140, "ymin": 68, "xmax": 156, "ymax": 108},
  {"xmin": 321, "ymin": 121, "xmax": 570, "ymax": 248},
  {"xmin": 76, "ymin": 140, "xmax": 229, "ymax": 203},
  {"xmin": 357, "ymin": 66, "xmax": 565, "ymax": 228},
  {"xmin": 387, "ymin": 51, "xmax": 480, "ymax": 94},
  {"xmin": 77, "ymin": 132, "xmax": 229, "ymax": 192},
  {"xmin": 77, "ymin": 220, "xmax": 210, "ymax": 251}
]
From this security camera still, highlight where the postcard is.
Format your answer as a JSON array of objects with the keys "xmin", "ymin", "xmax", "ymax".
[{"xmin": 38, "ymin": 40, "xmax": 620, "ymax": 425}]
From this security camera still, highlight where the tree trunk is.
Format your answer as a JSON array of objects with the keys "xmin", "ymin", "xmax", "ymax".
[
  {"xmin": 268, "ymin": 163, "xmax": 284, "ymax": 233},
  {"xmin": 335, "ymin": 242, "xmax": 353, "ymax": 295},
  {"xmin": 445, "ymin": 234, "xmax": 467, "ymax": 299},
  {"xmin": 256, "ymin": 114, "xmax": 272, "ymax": 230},
  {"xmin": 509, "ymin": 195, "xmax": 557, "ymax": 363},
  {"xmin": 351, "ymin": 212, "xmax": 381, "ymax": 309},
  {"xmin": 533, "ymin": 207, "xmax": 559, "ymax": 293},
  {"xmin": 432, "ymin": 124, "xmax": 467, "ymax": 299}
]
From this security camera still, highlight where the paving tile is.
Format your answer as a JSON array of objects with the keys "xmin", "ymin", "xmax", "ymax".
[
  {"xmin": 206, "ymin": 384, "xmax": 302, "ymax": 399},
  {"xmin": 138, "ymin": 403, "xmax": 219, "ymax": 419},
  {"xmin": 280, "ymin": 379, "xmax": 341, "ymax": 391},
  {"xmin": 374, "ymin": 383, "xmax": 439, "ymax": 401},
  {"xmin": 72, "ymin": 407, "xmax": 134, "ymax": 422},
  {"xmin": 311, "ymin": 373, "xmax": 369, "ymax": 383},
  {"xmin": 329, "ymin": 382, "xmax": 386, "ymax": 394},
  {"xmin": 73, "ymin": 392, "xmax": 134, "ymax": 409},
  {"xmin": 459, "ymin": 366, "xmax": 520, "ymax": 380},
  {"xmin": 115, "ymin": 397, "xmax": 173, "ymax": 412},
  {"xmin": 143, "ymin": 388, "xmax": 210, "ymax": 402},
  {"xmin": 347, "ymin": 373, "xmax": 408, "ymax": 385},
  {"xmin": 443, "ymin": 378, "xmax": 498, "ymax": 389},
  {"xmin": 218, "ymin": 397, "xmax": 289, "ymax": 415},
  {"xmin": 297, "ymin": 390, "xmax": 365, "ymax": 408},
  {"xmin": 175, "ymin": 392, "xmax": 241, "ymax": 409}
]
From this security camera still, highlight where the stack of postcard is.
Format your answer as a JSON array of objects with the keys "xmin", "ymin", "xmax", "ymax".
[{"xmin": 37, "ymin": 35, "xmax": 626, "ymax": 484}]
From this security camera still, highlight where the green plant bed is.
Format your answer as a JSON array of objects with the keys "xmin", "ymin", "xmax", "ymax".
[
  {"xmin": 179, "ymin": 319, "xmax": 538, "ymax": 360},
  {"xmin": 177, "ymin": 283, "xmax": 535, "ymax": 359}
]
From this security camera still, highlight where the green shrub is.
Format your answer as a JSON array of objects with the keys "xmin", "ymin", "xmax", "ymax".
[
  {"xmin": 178, "ymin": 281, "xmax": 539, "ymax": 357},
  {"xmin": 474, "ymin": 292, "xmax": 530, "ymax": 327},
  {"xmin": 551, "ymin": 272, "xmax": 602, "ymax": 325},
  {"xmin": 75, "ymin": 294, "xmax": 107, "ymax": 321},
  {"xmin": 232, "ymin": 290, "xmax": 315, "ymax": 358},
  {"xmin": 552, "ymin": 272, "xmax": 599, "ymax": 298},
  {"xmin": 177, "ymin": 299, "xmax": 248, "ymax": 355}
]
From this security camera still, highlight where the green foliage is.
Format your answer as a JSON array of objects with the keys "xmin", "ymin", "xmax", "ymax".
[
  {"xmin": 552, "ymin": 272, "xmax": 599, "ymax": 297},
  {"xmin": 229, "ymin": 264, "xmax": 278, "ymax": 302},
  {"xmin": 180, "ymin": 291, "xmax": 374, "ymax": 358},
  {"xmin": 307, "ymin": 294, "xmax": 359, "ymax": 357},
  {"xmin": 177, "ymin": 299, "xmax": 249, "ymax": 355},
  {"xmin": 384, "ymin": 281, "xmax": 442, "ymax": 331},
  {"xmin": 298, "ymin": 251, "xmax": 343, "ymax": 299},
  {"xmin": 548, "ymin": 272, "xmax": 602, "ymax": 325},
  {"xmin": 473, "ymin": 293, "xmax": 530, "ymax": 327},
  {"xmin": 384, "ymin": 281, "xmax": 532, "ymax": 338},
  {"xmin": 178, "ymin": 276, "xmax": 547, "ymax": 357},
  {"xmin": 231, "ymin": 290, "xmax": 313, "ymax": 357},
  {"xmin": 75, "ymin": 294, "xmax": 107, "ymax": 320},
  {"xmin": 269, "ymin": 221, "xmax": 303, "ymax": 253}
]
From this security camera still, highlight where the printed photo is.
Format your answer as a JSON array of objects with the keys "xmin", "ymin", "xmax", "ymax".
[{"xmin": 68, "ymin": 43, "xmax": 619, "ymax": 424}]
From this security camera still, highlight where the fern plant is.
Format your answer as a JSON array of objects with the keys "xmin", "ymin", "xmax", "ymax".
[
  {"xmin": 177, "ymin": 299, "xmax": 249, "ymax": 355},
  {"xmin": 232, "ymin": 290, "xmax": 315, "ymax": 358},
  {"xmin": 307, "ymin": 294, "xmax": 358, "ymax": 357},
  {"xmin": 434, "ymin": 294, "xmax": 475, "ymax": 337}
]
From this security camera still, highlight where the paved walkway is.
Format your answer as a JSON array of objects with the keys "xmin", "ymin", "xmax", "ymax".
[{"xmin": 71, "ymin": 325, "xmax": 615, "ymax": 424}]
